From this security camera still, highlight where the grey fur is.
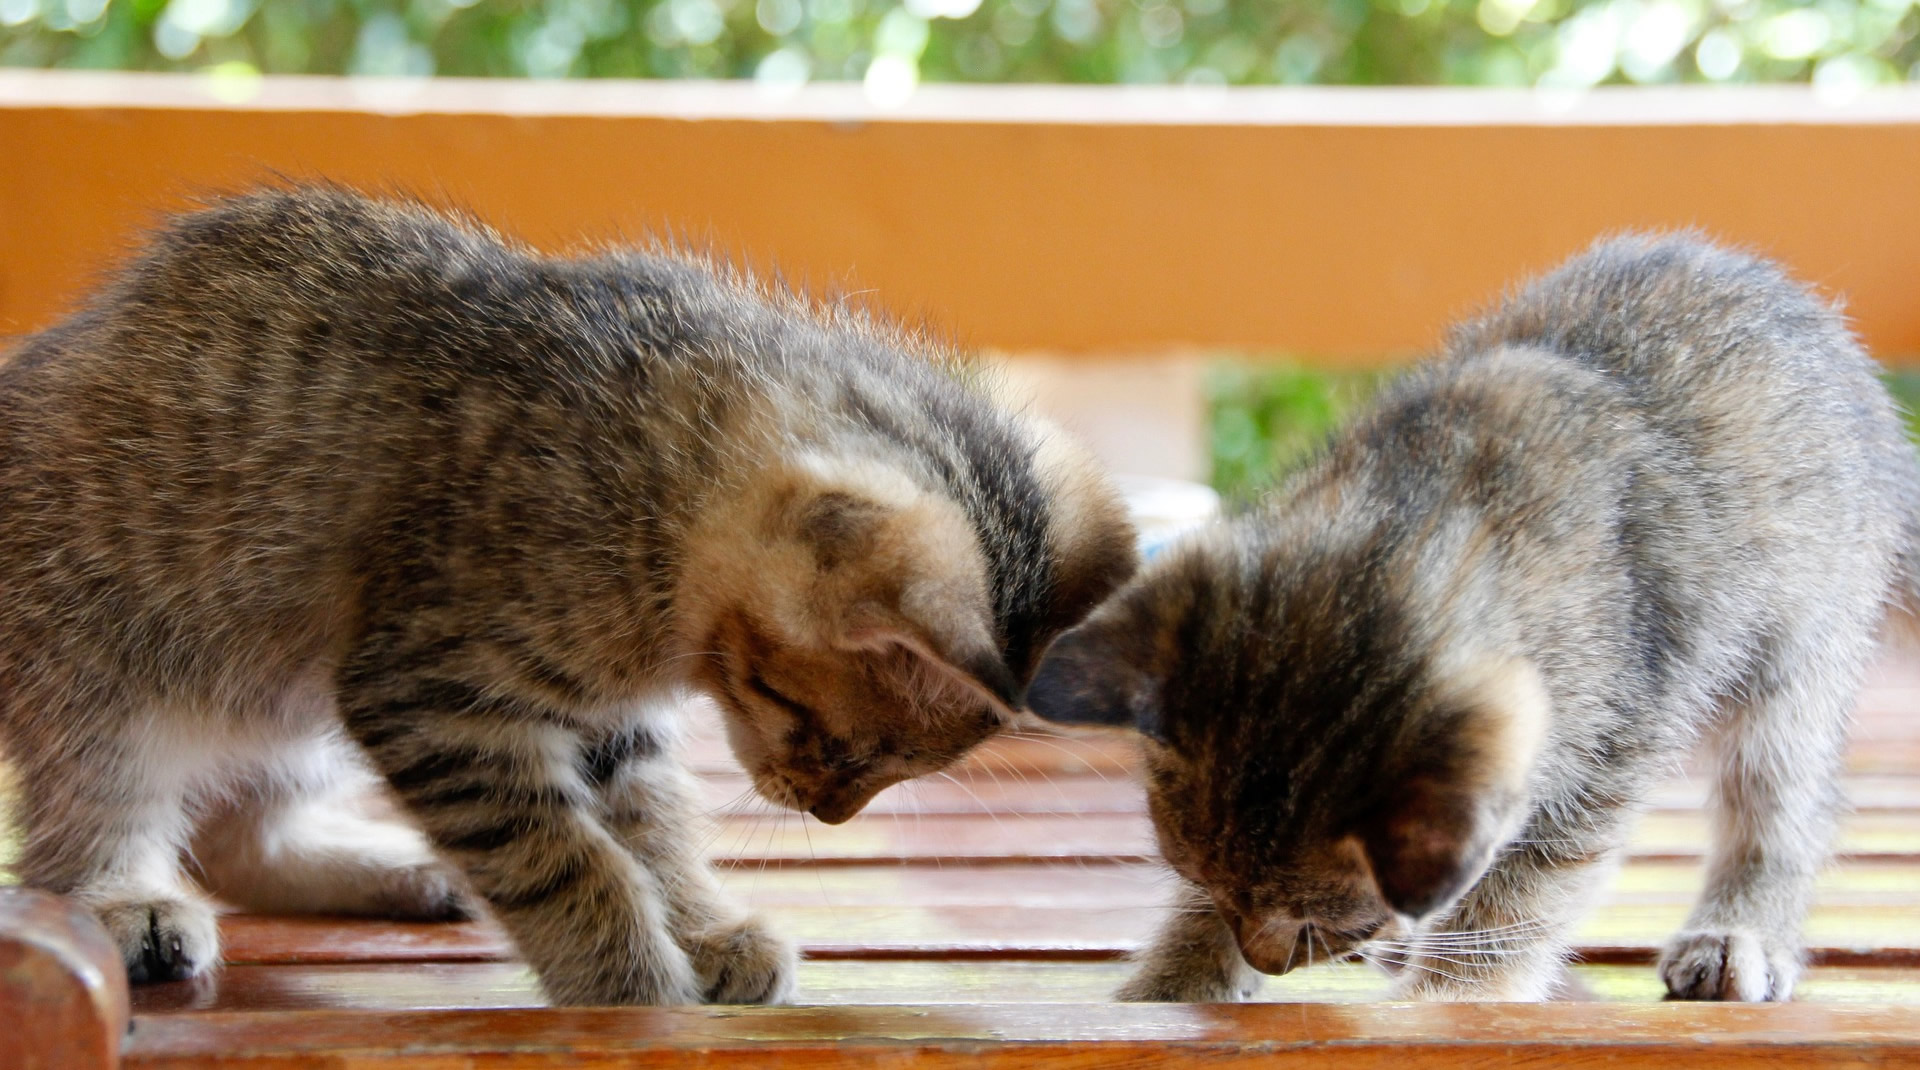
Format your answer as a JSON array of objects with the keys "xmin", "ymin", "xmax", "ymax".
[
  {"xmin": 0, "ymin": 187, "xmax": 1135, "ymax": 1003},
  {"xmin": 1029, "ymin": 233, "xmax": 1917, "ymax": 1002}
]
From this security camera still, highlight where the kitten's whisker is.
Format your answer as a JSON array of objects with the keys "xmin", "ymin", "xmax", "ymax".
[
  {"xmin": 1377, "ymin": 941, "xmax": 1529, "ymax": 958},
  {"xmin": 796, "ymin": 811, "xmax": 833, "ymax": 907},
  {"xmin": 1359, "ymin": 951, "xmax": 1473, "ymax": 986},
  {"xmin": 1409, "ymin": 919, "xmax": 1553, "ymax": 945},
  {"xmin": 1000, "ymin": 732, "xmax": 1123, "ymax": 789},
  {"xmin": 650, "ymin": 649, "xmax": 726, "ymax": 669}
]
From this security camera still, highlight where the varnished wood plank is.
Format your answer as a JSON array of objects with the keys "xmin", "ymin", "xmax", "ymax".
[
  {"xmin": 685, "ymin": 727, "xmax": 1142, "ymax": 779},
  {"xmin": 119, "ymin": 1001, "xmax": 1920, "ymax": 1068},
  {"xmin": 127, "ymin": 960, "xmax": 1920, "ymax": 1014},
  {"xmin": 221, "ymin": 916, "xmax": 511, "ymax": 966},
  {"xmin": 695, "ymin": 769, "xmax": 1920, "ymax": 817},
  {"xmin": 0, "ymin": 887, "xmax": 129, "ymax": 1070},
  {"xmin": 208, "ymin": 872, "xmax": 1920, "ymax": 967},
  {"xmin": 689, "ymin": 808, "xmax": 1920, "ymax": 866}
]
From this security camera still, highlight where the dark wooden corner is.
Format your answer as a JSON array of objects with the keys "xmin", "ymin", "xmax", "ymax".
[{"xmin": 0, "ymin": 888, "xmax": 130, "ymax": 1070}]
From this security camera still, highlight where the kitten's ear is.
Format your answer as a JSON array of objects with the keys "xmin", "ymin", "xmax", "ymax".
[
  {"xmin": 1362, "ymin": 654, "xmax": 1548, "ymax": 919},
  {"xmin": 785, "ymin": 467, "xmax": 1020, "ymax": 712},
  {"xmin": 1023, "ymin": 613, "xmax": 1161, "ymax": 733}
]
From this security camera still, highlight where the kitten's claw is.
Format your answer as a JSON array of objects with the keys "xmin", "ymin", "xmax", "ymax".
[
  {"xmin": 690, "ymin": 916, "xmax": 796, "ymax": 1004},
  {"xmin": 97, "ymin": 898, "xmax": 219, "ymax": 984},
  {"xmin": 1659, "ymin": 928, "xmax": 1801, "ymax": 1001}
]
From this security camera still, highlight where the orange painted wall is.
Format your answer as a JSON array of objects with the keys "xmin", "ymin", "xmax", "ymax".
[{"xmin": 4, "ymin": 76, "xmax": 1918, "ymax": 362}]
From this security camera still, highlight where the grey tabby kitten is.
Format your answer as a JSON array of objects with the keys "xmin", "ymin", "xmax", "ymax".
[
  {"xmin": 0, "ymin": 188, "xmax": 1136, "ymax": 1004},
  {"xmin": 1028, "ymin": 234, "xmax": 1917, "ymax": 1003}
]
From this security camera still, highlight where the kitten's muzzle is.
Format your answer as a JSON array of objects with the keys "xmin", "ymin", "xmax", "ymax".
[
  {"xmin": 806, "ymin": 795, "xmax": 864, "ymax": 825},
  {"xmin": 1231, "ymin": 919, "xmax": 1306, "ymax": 976},
  {"xmin": 1224, "ymin": 908, "xmax": 1366, "ymax": 976},
  {"xmin": 753, "ymin": 768, "xmax": 893, "ymax": 824},
  {"xmin": 806, "ymin": 775, "xmax": 901, "ymax": 825}
]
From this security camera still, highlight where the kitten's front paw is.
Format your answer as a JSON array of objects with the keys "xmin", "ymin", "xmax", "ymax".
[
  {"xmin": 1659, "ymin": 929, "xmax": 1801, "ymax": 1001},
  {"xmin": 95, "ymin": 898, "xmax": 220, "ymax": 983},
  {"xmin": 689, "ymin": 916, "xmax": 796, "ymax": 1004},
  {"xmin": 1115, "ymin": 964, "xmax": 1258, "ymax": 1003}
]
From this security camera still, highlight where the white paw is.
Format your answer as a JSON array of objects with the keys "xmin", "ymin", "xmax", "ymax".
[
  {"xmin": 1659, "ymin": 929, "xmax": 1801, "ymax": 1001},
  {"xmin": 689, "ymin": 916, "xmax": 797, "ymax": 1004},
  {"xmin": 94, "ymin": 897, "xmax": 220, "ymax": 984}
]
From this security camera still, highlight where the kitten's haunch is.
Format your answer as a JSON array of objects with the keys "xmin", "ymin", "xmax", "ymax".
[
  {"xmin": 1030, "ymin": 233, "xmax": 1920, "ymax": 1003},
  {"xmin": 0, "ymin": 187, "xmax": 1136, "ymax": 1003}
]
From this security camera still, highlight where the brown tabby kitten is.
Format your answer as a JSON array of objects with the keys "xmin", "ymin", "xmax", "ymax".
[
  {"xmin": 1028, "ymin": 234, "xmax": 1918, "ymax": 1003},
  {"xmin": 0, "ymin": 188, "xmax": 1136, "ymax": 1004}
]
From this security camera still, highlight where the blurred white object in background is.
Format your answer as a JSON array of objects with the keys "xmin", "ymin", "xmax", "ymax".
[
  {"xmin": 1115, "ymin": 472, "xmax": 1219, "ymax": 559},
  {"xmin": 988, "ymin": 353, "xmax": 1209, "ymax": 482},
  {"xmin": 984, "ymin": 351, "xmax": 1219, "ymax": 556}
]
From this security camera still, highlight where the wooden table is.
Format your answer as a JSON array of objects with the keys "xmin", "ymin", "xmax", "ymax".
[{"xmin": 8, "ymin": 654, "xmax": 1920, "ymax": 1067}]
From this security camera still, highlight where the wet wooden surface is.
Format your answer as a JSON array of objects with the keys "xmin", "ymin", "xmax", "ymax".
[
  {"xmin": 120, "ymin": 1002, "xmax": 1920, "ymax": 1069},
  {"xmin": 51, "ymin": 652, "xmax": 1920, "ymax": 1063},
  {"xmin": 0, "ymin": 888, "xmax": 129, "ymax": 1070}
]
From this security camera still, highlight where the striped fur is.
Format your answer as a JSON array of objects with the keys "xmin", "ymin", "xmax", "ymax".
[
  {"xmin": 0, "ymin": 188, "xmax": 1136, "ymax": 1004},
  {"xmin": 1030, "ymin": 234, "xmax": 1920, "ymax": 1003}
]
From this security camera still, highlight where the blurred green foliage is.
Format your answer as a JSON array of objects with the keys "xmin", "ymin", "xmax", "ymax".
[
  {"xmin": 1207, "ymin": 362, "xmax": 1920, "ymax": 500},
  {"xmin": 3, "ymin": 0, "xmax": 1918, "ymax": 90},
  {"xmin": 1205, "ymin": 362, "xmax": 1381, "ymax": 504},
  {"xmin": 1888, "ymin": 371, "xmax": 1920, "ymax": 440}
]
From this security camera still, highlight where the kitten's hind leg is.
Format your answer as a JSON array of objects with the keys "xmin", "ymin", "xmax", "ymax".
[
  {"xmin": 337, "ymin": 635, "xmax": 698, "ymax": 1006},
  {"xmin": 1660, "ymin": 646, "xmax": 1857, "ymax": 1002},
  {"xmin": 7, "ymin": 699, "xmax": 220, "ymax": 984},
  {"xmin": 1116, "ymin": 880, "xmax": 1261, "ymax": 1002},
  {"xmin": 584, "ymin": 712, "xmax": 796, "ymax": 1005},
  {"xmin": 192, "ymin": 732, "xmax": 471, "ymax": 920}
]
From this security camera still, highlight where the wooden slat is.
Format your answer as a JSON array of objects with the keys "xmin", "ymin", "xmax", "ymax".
[
  {"xmin": 7, "ymin": 72, "xmax": 1920, "ymax": 362},
  {"xmin": 0, "ymin": 888, "xmax": 128, "ymax": 1070},
  {"xmin": 118, "ymin": 1001, "xmax": 1920, "ymax": 1069},
  {"xmin": 685, "ymin": 808, "xmax": 1920, "ymax": 866},
  {"xmin": 127, "ymin": 960, "xmax": 1920, "ymax": 1014},
  {"xmin": 203, "ymin": 856, "xmax": 1920, "ymax": 968},
  {"xmin": 700, "ymin": 771, "xmax": 1920, "ymax": 817}
]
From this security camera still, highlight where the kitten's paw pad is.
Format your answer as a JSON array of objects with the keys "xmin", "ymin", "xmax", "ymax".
[
  {"xmin": 690, "ymin": 917, "xmax": 797, "ymax": 1004},
  {"xmin": 1115, "ymin": 968, "xmax": 1256, "ymax": 1003},
  {"xmin": 1659, "ymin": 929, "xmax": 1801, "ymax": 1001},
  {"xmin": 97, "ymin": 899, "xmax": 219, "ymax": 984}
]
